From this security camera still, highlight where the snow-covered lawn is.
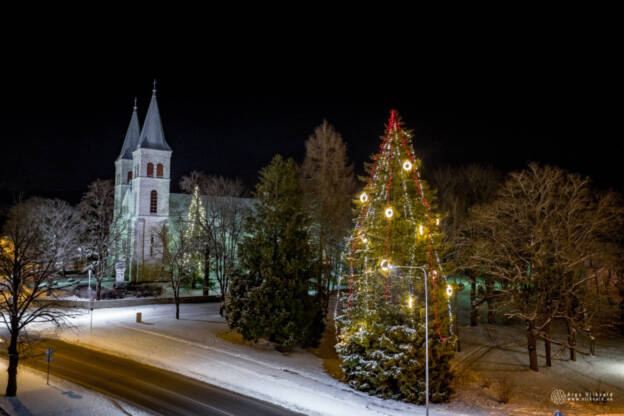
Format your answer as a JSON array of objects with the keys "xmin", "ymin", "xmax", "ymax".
[
  {"xmin": 13, "ymin": 303, "xmax": 624, "ymax": 416},
  {"xmin": 0, "ymin": 359, "xmax": 151, "ymax": 416},
  {"xmin": 31, "ymin": 304, "xmax": 470, "ymax": 416}
]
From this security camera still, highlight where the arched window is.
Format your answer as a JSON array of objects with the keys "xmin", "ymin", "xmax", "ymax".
[
  {"xmin": 127, "ymin": 171, "xmax": 132, "ymax": 183},
  {"xmin": 150, "ymin": 190, "xmax": 158, "ymax": 214},
  {"xmin": 147, "ymin": 163, "xmax": 154, "ymax": 177},
  {"xmin": 157, "ymin": 163, "xmax": 164, "ymax": 178}
]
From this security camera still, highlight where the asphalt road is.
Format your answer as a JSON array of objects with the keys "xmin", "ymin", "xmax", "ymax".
[{"xmin": 5, "ymin": 338, "xmax": 304, "ymax": 416}]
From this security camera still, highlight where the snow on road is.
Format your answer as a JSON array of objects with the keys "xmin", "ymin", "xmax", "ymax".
[{"xmin": 0, "ymin": 359, "xmax": 152, "ymax": 416}]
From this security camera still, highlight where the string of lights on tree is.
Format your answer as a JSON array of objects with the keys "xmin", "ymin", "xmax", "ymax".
[{"xmin": 336, "ymin": 110, "xmax": 454, "ymax": 341}]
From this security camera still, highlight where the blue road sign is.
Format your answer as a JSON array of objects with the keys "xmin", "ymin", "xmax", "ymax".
[{"xmin": 45, "ymin": 348, "xmax": 54, "ymax": 362}]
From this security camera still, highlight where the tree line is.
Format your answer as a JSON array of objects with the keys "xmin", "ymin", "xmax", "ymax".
[{"xmin": 2, "ymin": 120, "xmax": 623, "ymax": 397}]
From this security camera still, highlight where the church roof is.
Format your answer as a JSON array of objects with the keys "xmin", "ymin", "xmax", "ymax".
[
  {"xmin": 137, "ymin": 83, "xmax": 172, "ymax": 152},
  {"xmin": 117, "ymin": 99, "xmax": 141, "ymax": 160}
]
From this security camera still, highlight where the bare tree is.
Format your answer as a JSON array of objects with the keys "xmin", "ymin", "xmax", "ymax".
[
  {"xmin": 431, "ymin": 164, "xmax": 502, "ymax": 326},
  {"xmin": 458, "ymin": 163, "xmax": 624, "ymax": 371},
  {"xmin": 0, "ymin": 198, "xmax": 77, "ymax": 396},
  {"xmin": 157, "ymin": 221, "xmax": 196, "ymax": 319},
  {"xmin": 300, "ymin": 120, "xmax": 356, "ymax": 314},
  {"xmin": 78, "ymin": 179, "xmax": 125, "ymax": 300},
  {"xmin": 30, "ymin": 198, "xmax": 83, "ymax": 285},
  {"xmin": 180, "ymin": 172, "xmax": 249, "ymax": 304}
]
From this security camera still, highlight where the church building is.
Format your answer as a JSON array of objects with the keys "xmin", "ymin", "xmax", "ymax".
[{"xmin": 113, "ymin": 84, "xmax": 194, "ymax": 281}]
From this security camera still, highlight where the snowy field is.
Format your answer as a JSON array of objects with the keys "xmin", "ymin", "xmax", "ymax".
[
  {"xmin": 6, "ymin": 303, "xmax": 624, "ymax": 416},
  {"xmin": 30, "ymin": 304, "xmax": 473, "ymax": 416},
  {"xmin": 0, "ymin": 359, "xmax": 152, "ymax": 416}
]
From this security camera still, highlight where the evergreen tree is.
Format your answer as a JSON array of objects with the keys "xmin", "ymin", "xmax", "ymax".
[
  {"xmin": 226, "ymin": 155, "xmax": 324, "ymax": 351},
  {"xmin": 335, "ymin": 111, "xmax": 456, "ymax": 404},
  {"xmin": 301, "ymin": 120, "xmax": 357, "ymax": 315}
]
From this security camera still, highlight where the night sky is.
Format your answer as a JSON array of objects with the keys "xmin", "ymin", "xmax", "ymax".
[{"xmin": 0, "ymin": 43, "xmax": 619, "ymax": 209}]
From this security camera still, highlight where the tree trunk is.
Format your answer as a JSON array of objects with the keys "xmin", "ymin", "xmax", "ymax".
[
  {"xmin": 454, "ymin": 288, "xmax": 461, "ymax": 352},
  {"xmin": 544, "ymin": 323, "xmax": 552, "ymax": 367},
  {"xmin": 96, "ymin": 279, "xmax": 102, "ymax": 300},
  {"xmin": 175, "ymin": 298, "xmax": 180, "ymax": 320},
  {"xmin": 527, "ymin": 321, "xmax": 538, "ymax": 372},
  {"xmin": 587, "ymin": 329, "xmax": 596, "ymax": 355},
  {"xmin": 203, "ymin": 246, "xmax": 210, "ymax": 296},
  {"xmin": 567, "ymin": 322, "xmax": 576, "ymax": 361},
  {"xmin": 619, "ymin": 279, "xmax": 624, "ymax": 335},
  {"xmin": 486, "ymin": 281, "xmax": 495, "ymax": 324},
  {"xmin": 470, "ymin": 274, "xmax": 478, "ymax": 326},
  {"xmin": 5, "ymin": 329, "xmax": 19, "ymax": 396}
]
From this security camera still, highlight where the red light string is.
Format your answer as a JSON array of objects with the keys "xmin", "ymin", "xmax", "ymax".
[{"xmin": 399, "ymin": 128, "xmax": 446, "ymax": 341}]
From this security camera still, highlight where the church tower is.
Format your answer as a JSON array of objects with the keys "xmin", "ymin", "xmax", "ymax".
[
  {"xmin": 114, "ymin": 98, "xmax": 140, "ymax": 216},
  {"xmin": 130, "ymin": 81, "xmax": 172, "ymax": 271}
]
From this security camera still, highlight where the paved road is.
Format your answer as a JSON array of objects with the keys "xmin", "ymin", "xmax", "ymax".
[{"xmin": 5, "ymin": 339, "xmax": 303, "ymax": 416}]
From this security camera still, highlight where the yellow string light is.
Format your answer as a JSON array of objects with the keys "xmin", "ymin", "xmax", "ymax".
[
  {"xmin": 359, "ymin": 192, "xmax": 368, "ymax": 203},
  {"xmin": 408, "ymin": 296, "xmax": 413, "ymax": 309},
  {"xmin": 402, "ymin": 160, "xmax": 413, "ymax": 171},
  {"xmin": 419, "ymin": 224, "xmax": 424, "ymax": 236},
  {"xmin": 385, "ymin": 207, "xmax": 394, "ymax": 218},
  {"xmin": 380, "ymin": 259, "xmax": 390, "ymax": 272},
  {"xmin": 446, "ymin": 284, "xmax": 453, "ymax": 297},
  {"xmin": 358, "ymin": 232, "xmax": 368, "ymax": 244}
]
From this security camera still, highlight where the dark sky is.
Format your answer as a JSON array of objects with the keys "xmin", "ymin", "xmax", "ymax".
[{"xmin": 0, "ymin": 36, "xmax": 619, "ymax": 207}]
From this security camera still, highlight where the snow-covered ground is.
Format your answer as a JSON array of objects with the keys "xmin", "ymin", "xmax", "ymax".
[
  {"xmin": 27, "ymin": 304, "xmax": 471, "ymax": 416},
  {"xmin": 12, "ymin": 303, "xmax": 624, "ymax": 416},
  {"xmin": 0, "ymin": 359, "xmax": 152, "ymax": 416}
]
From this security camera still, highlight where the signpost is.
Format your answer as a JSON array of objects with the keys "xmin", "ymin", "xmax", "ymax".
[{"xmin": 45, "ymin": 348, "xmax": 54, "ymax": 385}]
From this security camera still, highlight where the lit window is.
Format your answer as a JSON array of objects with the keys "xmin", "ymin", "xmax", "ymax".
[
  {"xmin": 157, "ymin": 163, "xmax": 164, "ymax": 178},
  {"xmin": 147, "ymin": 163, "xmax": 154, "ymax": 177}
]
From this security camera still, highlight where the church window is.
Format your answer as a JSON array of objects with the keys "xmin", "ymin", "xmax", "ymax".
[
  {"xmin": 127, "ymin": 171, "xmax": 132, "ymax": 183},
  {"xmin": 147, "ymin": 163, "xmax": 154, "ymax": 177},
  {"xmin": 157, "ymin": 163, "xmax": 164, "ymax": 178},
  {"xmin": 150, "ymin": 190, "xmax": 158, "ymax": 213}
]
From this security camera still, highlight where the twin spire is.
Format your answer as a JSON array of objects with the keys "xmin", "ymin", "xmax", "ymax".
[{"xmin": 117, "ymin": 80, "xmax": 172, "ymax": 160}]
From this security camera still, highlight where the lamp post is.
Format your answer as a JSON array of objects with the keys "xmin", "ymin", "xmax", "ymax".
[{"xmin": 393, "ymin": 265, "xmax": 429, "ymax": 416}]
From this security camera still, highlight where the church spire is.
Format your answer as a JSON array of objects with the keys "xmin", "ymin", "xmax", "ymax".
[
  {"xmin": 137, "ymin": 80, "xmax": 172, "ymax": 151},
  {"xmin": 117, "ymin": 98, "xmax": 141, "ymax": 160}
]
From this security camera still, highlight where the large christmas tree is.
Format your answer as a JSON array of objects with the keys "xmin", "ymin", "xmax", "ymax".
[{"xmin": 335, "ymin": 110, "xmax": 456, "ymax": 404}]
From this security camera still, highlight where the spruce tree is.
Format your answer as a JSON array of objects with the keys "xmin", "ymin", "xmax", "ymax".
[
  {"xmin": 226, "ymin": 155, "xmax": 324, "ymax": 351},
  {"xmin": 335, "ymin": 111, "xmax": 456, "ymax": 404}
]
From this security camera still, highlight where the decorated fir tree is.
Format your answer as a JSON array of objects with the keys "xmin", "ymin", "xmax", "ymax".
[
  {"xmin": 335, "ymin": 110, "xmax": 456, "ymax": 404},
  {"xmin": 183, "ymin": 185, "xmax": 207, "ymax": 282}
]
